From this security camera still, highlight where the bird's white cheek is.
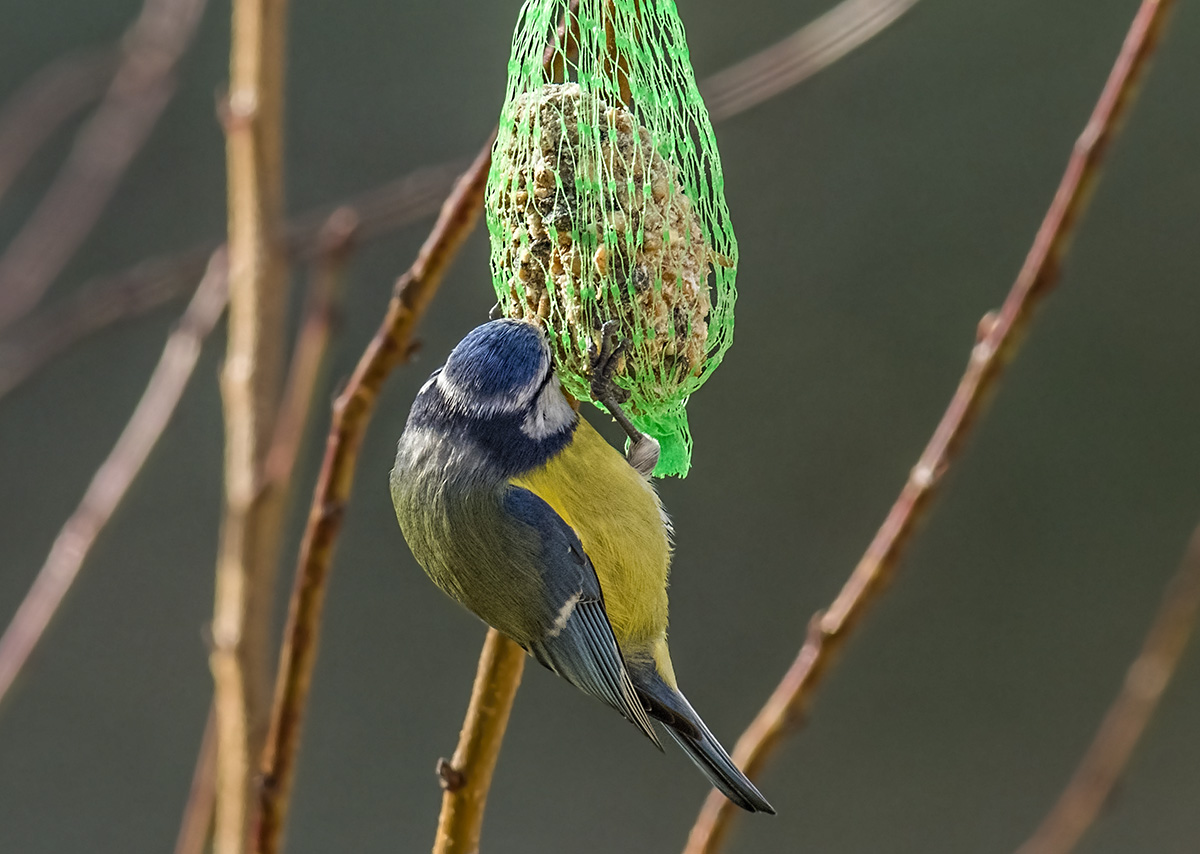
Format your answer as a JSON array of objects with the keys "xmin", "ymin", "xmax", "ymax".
[{"xmin": 521, "ymin": 378, "xmax": 575, "ymax": 440}]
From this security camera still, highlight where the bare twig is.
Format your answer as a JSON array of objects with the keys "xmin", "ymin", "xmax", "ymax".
[
  {"xmin": 0, "ymin": 162, "xmax": 457, "ymax": 403},
  {"xmin": 0, "ymin": 249, "xmax": 208, "ymax": 400},
  {"xmin": 210, "ymin": 0, "xmax": 292, "ymax": 850},
  {"xmin": 702, "ymin": 0, "xmax": 917, "ymax": 122},
  {"xmin": 175, "ymin": 707, "xmax": 219, "ymax": 854},
  {"xmin": 0, "ymin": 49, "xmax": 117, "ymax": 204},
  {"xmin": 283, "ymin": 163, "xmax": 461, "ymax": 256},
  {"xmin": 0, "ymin": 0, "xmax": 209, "ymax": 331},
  {"xmin": 0, "ymin": 253, "xmax": 227, "ymax": 709},
  {"xmin": 177, "ymin": 208, "xmax": 356, "ymax": 854},
  {"xmin": 433, "ymin": 629, "xmax": 527, "ymax": 854},
  {"xmin": 683, "ymin": 2, "xmax": 1176, "ymax": 852},
  {"xmin": 1015, "ymin": 524, "xmax": 1200, "ymax": 854},
  {"xmin": 253, "ymin": 136, "xmax": 493, "ymax": 854},
  {"xmin": 264, "ymin": 208, "xmax": 358, "ymax": 485}
]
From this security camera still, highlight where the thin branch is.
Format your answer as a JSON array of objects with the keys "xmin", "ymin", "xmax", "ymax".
[
  {"xmin": 253, "ymin": 136, "xmax": 494, "ymax": 854},
  {"xmin": 0, "ymin": 0, "xmax": 209, "ymax": 331},
  {"xmin": 283, "ymin": 163, "xmax": 462, "ymax": 257},
  {"xmin": 0, "ymin": 49, "xmax": 118, "ymax": 204},
  {"xmin": 683, "ymin": 2, "xmax": 1176, "ymax": 852},
  {"xmin": 210, "ymin": 0, "xmax": 292, "ymax": 850},
  {"xmin": 178, "ymin": 208, "xmax": 356, "ymax": 854},
  {"xmin": 0, "ymin": 249, "xmax": 208, "ymax": 400},
  {"xmin": 175, "ymin": 707, "xmax": 219, "ymax": 854},
  {"xmin": 0, "ymin": 253, "xmax": 227, "ymax": 708},
  {"xmin": 0, "ymin": 162, "xmax": 458, "ymax": 403},
  {"xmin": 264, "ymin": 208, "xmax": 358, "ymax": 486},
  {"xmin": 433, "ymin": 629, "xmax": 527, "ymax": 854},
  {"xmin": 1014, "ymin": 524, "xmax": 1200, "ymax": 854},
  {"xmin": 701, "ymin": 0, "xmax": 917, "ymax": 122}
]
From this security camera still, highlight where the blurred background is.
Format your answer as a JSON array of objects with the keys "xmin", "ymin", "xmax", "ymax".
[{"xmin": 1, "ymin": 0, "xmax": 1198, "ymax": 852}]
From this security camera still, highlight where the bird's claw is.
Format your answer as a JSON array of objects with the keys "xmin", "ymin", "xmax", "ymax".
[
  {"xmin": 588, "ymin": 320, "xmax": 655, "ymax": 476},
  {"xmin": 589, "ymin": 319, "xmax": 631, "ymax": 407}
]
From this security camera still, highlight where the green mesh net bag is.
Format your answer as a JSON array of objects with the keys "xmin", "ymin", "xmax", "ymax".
[{"xmin": 486, "ymin": 0, "xmax": 737, "ymax": 477}]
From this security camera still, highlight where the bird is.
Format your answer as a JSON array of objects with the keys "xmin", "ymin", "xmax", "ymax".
[{"xmin": 389, "ymin": 317, "xmax": 774, "ymax": 814}]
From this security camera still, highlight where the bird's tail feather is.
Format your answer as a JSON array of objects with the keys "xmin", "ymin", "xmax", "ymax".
[
  {"xmin": 632, "ymin": 665, "xmax": 775, "ymax": 814},
  {"xmin": 662, "ymin": 708, "xmax": 776, "ymax": 814}
]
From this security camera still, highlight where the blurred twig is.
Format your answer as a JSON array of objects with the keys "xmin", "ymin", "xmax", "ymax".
[
  {"xmin": 683, "ymin": 2, "xmax": 1176, "ymax": 852},
  {"xmin": 264, "ymin": 208, "xmax": 358, "ymax": 485},
  {"xmin": 0, "ymin": 248, "xmax": 209, "ymax": 399},
  {"xmin": 210, "ymin": 0, "xmax": 292, "ymax": 850},
  {"xmin": 433, "ymin": 629, "xmax": 526, "ymax": 854},
  {"xmin": 175, "ymin": 707, "xmax": 219, "ymax": 854},
  {"xmin": 177, "ymin": 208, "xmax": 357, "ymax": 854},
  {"xmin": 0, "ymin": 0, "xmax": 209, "ymax": 331},
  {"xmin": 1015, "ymin": 524, "xmax": 1200, "ymax": 854},
  {"xmin": 702, "ymin": 0, "xmax": 916, "ymax": 122},
  {"xmin": 0, "ymin": 253, "xmax": 227, "ymax": 710},
  {"xmin": 0, "ymin": 163, "xmax": 457, "ymax": 402},
  {"xmin": 0, "ymin": 49, "xmax": 117, "ymax": 204},
  {"xmin": 253, "ymin": 137, "xmax": 493, "ymax": 854}
]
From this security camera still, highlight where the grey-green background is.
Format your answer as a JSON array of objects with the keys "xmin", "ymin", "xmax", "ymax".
[{"xmin": 2, "ymin": 1, "xmax": 1198, "ymax": 851}]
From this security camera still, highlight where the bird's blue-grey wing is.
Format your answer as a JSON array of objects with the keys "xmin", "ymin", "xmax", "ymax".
[{"xmin": 503, "ymin": 486, "xmax": 661, "ymax": 748}]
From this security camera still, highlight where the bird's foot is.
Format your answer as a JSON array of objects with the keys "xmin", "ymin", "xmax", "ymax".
[
  {"xmin": 588, "ymin": 320, "xmax": 658, "ymax": 477},
  {"xmin": 588, "ymin": 320, "xmax": 631, "ymax": 407}
]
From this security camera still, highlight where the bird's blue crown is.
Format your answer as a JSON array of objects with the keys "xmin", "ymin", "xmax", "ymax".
[
  {"xmin": 404, "ymin": 320, "xmax": 576, "ymax": 477},
  {"xmin": 439, "ymin": 319, "xmax": 550, "ymax": 414}
]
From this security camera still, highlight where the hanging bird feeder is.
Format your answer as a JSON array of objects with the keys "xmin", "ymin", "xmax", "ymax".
[{"xmin": 487, "ymin": 0, "xmax": 737, "ymax": 476}]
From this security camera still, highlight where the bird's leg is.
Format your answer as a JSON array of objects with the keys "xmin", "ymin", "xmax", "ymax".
[{"xmin": 589, "ymin": 320, "xmax": 660, "ymax": 477}]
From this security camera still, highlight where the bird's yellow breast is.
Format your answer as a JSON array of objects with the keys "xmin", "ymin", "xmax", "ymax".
[{"xmin": 510, "ymin": 417, "xmax": 672, "ymax": 656}]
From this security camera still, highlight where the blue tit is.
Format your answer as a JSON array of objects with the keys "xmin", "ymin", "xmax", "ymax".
[{"xmin": 390, "ymin": 318, "xmax": 774, "ymax": 814}]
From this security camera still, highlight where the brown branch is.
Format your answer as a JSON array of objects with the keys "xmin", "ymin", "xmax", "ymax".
[
  {"xmin": 683, "ymin": 2, "xmax": 1176, "ymax": 852},
  {"xmin": 0, "ymin": 253, "xmax": 227, "ymax": 708},
  {"xmin": 210, "ymin": 0, "xmax": 292, "ymax": 851},
  {"xmin": 0, "ymin": 161, "xmax": 458, "ymax": 403},
  {"xmin": 175, "ymin": 707, "xmax": 219, "ymax": 854},
  {"xmin": 253, "ymin": 134, "xmax": 493, "ymax": 854},
  {"xmin": 433, "ymin": 629, "xmax": 527, "ymax": 854},
  {"xmin": 701, "ymin": 0, "xmax": 917, "ymax": 122},
  {"xmin": 0, "ymin": 249, "xmax": 208, "ymax": 400},
  {"xmin": 1014, "ymin": 523, "xmax": 1200, "ymax": 854},
  {"xmin": 0, "ymin": 0, "xmax": 209, "ymax": 331},
  {"xmin": 264, "ymin": 208, "xmax": 358, "ymax": 485},
  {"xmin": 0, "ymin": 49, "xmax": 118, "ymax": 204},
  {"xmin": 284, "ymin": 162, "xmax": 463, "ymax": 255},
  {"xmin": 177, "ymin": 208, "xmax": 356, "ymax": 854}
]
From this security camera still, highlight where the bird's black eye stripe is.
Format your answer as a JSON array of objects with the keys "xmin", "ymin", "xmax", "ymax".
[{"xmin": 533, "ymin": 361, "xmax": 555, "ymax": 397}]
